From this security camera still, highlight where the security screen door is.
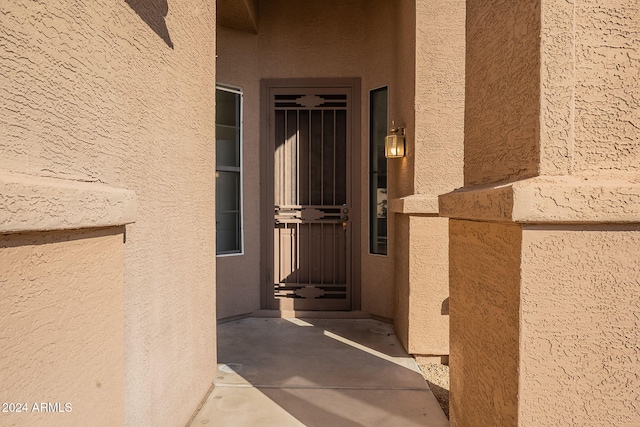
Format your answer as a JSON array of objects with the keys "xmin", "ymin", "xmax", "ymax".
[{"xmin": 266, "ymin": 83, "xmax": 356, "ymax": 310}]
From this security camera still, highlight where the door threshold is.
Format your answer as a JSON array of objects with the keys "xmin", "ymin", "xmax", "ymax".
[{"xmin": 251, "ymin": 309, "xmax": 373, "ymax": 320}]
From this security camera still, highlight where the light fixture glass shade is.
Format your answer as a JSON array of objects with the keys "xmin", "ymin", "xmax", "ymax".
[{"xmin": 385, "ymin": 133, "xmax": 405, "ymax": 158}]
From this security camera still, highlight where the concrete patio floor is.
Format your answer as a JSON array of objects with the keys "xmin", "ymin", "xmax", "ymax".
[{"xmin": 190, "ymin": 317, "xmax": 448, "ymax": 426}]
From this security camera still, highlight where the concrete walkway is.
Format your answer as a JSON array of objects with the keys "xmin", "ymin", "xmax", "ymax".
[{"xmin": 190, "ymin": 317, "xmax": 448, "ymax": 426}]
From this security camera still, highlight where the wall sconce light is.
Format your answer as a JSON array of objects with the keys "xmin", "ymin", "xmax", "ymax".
[{"xmin": 385, "ymin": 122, "xmax": 405, "ymax": 159}]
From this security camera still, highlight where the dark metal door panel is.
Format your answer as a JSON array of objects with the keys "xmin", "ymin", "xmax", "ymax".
[{"xmin": 269, "ymin": 88, "xmax": 352, "ymax": 310}]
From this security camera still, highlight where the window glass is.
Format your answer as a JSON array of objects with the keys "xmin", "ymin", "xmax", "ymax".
[
  {"xmin": 369, "ymin": 87, "xmax": 388, "ymax": 255},
  {"xmin": 216, "ymin": 86, "xmax": 243, "ymax": 255}
]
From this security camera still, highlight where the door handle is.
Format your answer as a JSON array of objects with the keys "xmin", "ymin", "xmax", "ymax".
[{"xmin": 342, "ymin": 215, "xmax": 349, "ymax": 230}]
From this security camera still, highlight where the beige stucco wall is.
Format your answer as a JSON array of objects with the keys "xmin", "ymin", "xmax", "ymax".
[
  {"xmin": 573, "ymin": 1, "xmax": 639, "ymax": 174},
  {"xmin": 540, "ymin": 0, "xmax": 640, "ymax": 177},
  {"xmin": 257, "ymin": 0, "xmax": 366, "ymax": 80},
  {"xmin": 392, "ymin": 0, "xmax": 464, "ymax": 355},
  {"xmin": 395, "ymin": 216, "xmax": 450, "ymax": 355},
  {"xmin": 406, "ymin": 216, "xmax": 449, "ymax": 354},
  {"xmin": 0, "ymin": 229, "xmax": 124, "ymax": 426},
  {"xmin": 449, "ymin": 222, "xmax": 640, "ymax": 427},
  {"xmin": 449, "ymin": 220, "xmax": 521, "ymax": 427},
  {"xmin": 414, "ymin": 0, "xmax": 465, "ymax": 196},
  {"xmin": 389, "ymin": 0, "xmax": 417, "ymax": 201},
  {"xmin": 464, "ymin": 0, "xmax": 540, "ymax": 186},
  {"xmin": 1, "ymin": 2, "xmax": 217, "ymax": 426},
  {"xmin": 216, "ymin": 26, "xmax": 261, "ymax": 320},
  {"xmin": 444, "ymin": 0, "xmax": 640, "ymax": 425},
  {"xmin": 387, "ymin": 0, "xmax": 417, "ymax": 329},
  {"xmin": 520, "ymin": 226, "xmax": 640, "ymax": 426},
  {"xmin": 442, "ymin": 2, "xmax": 640, "ymax": 208},
  {"xmin": 360, "ymin": 0, "xmax": 397, "ymax": 319}
]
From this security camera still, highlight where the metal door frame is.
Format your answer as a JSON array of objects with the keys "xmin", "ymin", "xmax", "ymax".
[{"xmin": 260, "ymin": 78, "xmax": 361, "ymax": 311}]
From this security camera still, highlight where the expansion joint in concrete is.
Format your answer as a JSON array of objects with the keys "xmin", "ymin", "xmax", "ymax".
[{"xmin": 214, "ymin": 383, "xmax": 430, "ymax": 391}]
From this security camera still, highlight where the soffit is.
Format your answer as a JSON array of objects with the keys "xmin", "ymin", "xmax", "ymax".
[{"xmin": 217, "ymin": 0, "xmax": 259, "ymax": 34}]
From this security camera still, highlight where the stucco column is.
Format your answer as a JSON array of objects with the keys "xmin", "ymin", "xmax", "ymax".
[
  {"xmin": 0, "ymin": 173, "xmax": 137, "ymax": 426},
  {"xmin": 1, "ymin": 1, "xmax": 217, "ymax": 425},
  {"xmin": 389, "ymin": 0, "xmax": 465, "ymax": 357},
  {"xmin": 440, "ymin": 1, "xmax": 640, "ymax": 426}
]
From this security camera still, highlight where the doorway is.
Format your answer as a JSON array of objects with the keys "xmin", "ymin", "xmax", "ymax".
[{"xmin": 261, "ymin": 79, "xmax": 361, "ymax": 311}]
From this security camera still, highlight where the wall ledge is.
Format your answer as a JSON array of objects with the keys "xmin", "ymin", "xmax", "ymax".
[
  {"xmin": 0, "ymin": 171, "xmax": 137, "ymax": 233},
  {"xmin": 389, "ymin": 195, "xmax": 440, "ymax": 214},
  {"xmin": 439, "ymin": 175, "xmax": 640, "ymax": 224}
]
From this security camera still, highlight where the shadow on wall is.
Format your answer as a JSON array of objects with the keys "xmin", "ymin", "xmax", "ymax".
[
  {"xmin": 126, "ymin": 0, "xmax": 174, "ymax": 49},
  {"xmin": 441, "ymin": 297, "xmax": 449, "ymax": 315}
]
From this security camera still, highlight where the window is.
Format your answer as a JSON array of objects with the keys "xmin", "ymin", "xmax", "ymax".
[
  {"xmin": 216, "ymin": 85, "xmax": 243, "ymax": 255},
  {"xmin": 369, "ymin": 87, "xmax": 388, "ymax": 255}
]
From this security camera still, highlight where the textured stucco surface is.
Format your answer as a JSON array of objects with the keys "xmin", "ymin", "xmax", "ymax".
[
  {"xmin": 540, "ymin": 0, "xmax": 640, "ymax": 176},
  {"xmin": 450, "ymin": 222, "xmax": 640, "ymax": 427},
  {"xmin": 1, "ymin": 2, "xmax": 217, "ymax": 425},
  {"xmin": 449, "ymin": 220, "xmax": 521, "ymax": 427},
  {"xmin": 464, "ymin": 0, "xmax": 540, "ymax": 186},
  {"xmin": 406, "ymin": 216, "xmax": 449, "ymax": 355},
  {"xmin": 392, "ymin": 0, "xmax": 463, "ymax": 355},
  {"xmin": 440, "ymin": 175, "xmax": 640, "ymax": 223},
  {"xmin": 0, "ymin": 171, "xmax": 136, "ymax": 233},
  {"xmin": 396, "ymin": 215, "xmax": 450, "ymax": 356},
  {"xmin": 519, "ymin": 226, "xmax": 640, "ymax": 426},
  {"xmin": 459, "ymin": 0, "xmax": 639, "ymax": 189},
  {"xmin": 445, "ymin": 0, "xmax": 640, "ymax": 425},
  {"xmin": 389, "ymin": 0, "xmax": 417, "ymax": 201},
  {"xmin": 0, "ymin": 229, "xmax": 124, "ymax": 426},
  {"xmin": 538, "ymin": 0, "xmax": 575, "ymax": 176},
  {"xmin": 573, "ymin": 1, "xmax": 639, "ymax": 174},
  {"xmin": 389, "ymin": 194, "xmax": 439, "ymax": 215},
  {"xmin": 414, "ymin": 0, "xmax": 465, "ymax": 196},
  {"xmin": 257, "ymin": 0, "xmax": 366, "ymax": 80},
  {"xmin": 216, "ymin": 26, "xmax": 261, "ymax": 320}
]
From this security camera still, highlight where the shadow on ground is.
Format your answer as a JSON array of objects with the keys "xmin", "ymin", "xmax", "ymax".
[{"xmin": 191, "ymin": 317, "xmax": 448, "ymax": 427}]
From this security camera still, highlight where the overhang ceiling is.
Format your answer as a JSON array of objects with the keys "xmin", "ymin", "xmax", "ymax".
[{"xmin": 217, "ymin": 0, "xmax": 259, "ymax": 34}]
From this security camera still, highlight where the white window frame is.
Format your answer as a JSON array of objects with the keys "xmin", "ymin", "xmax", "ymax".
[{"xmin": 216, "ymin": 84, "xmax": 244, "ymax": 257}]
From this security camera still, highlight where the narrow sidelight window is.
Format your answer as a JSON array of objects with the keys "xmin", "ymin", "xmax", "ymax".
[
  {"xmin": 369, "ymin": 87, "xmax": 388, "ymax": 255},
  {"xmin": 216, "ymin": 85, "xmax": 243, "ymax": 255}
]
